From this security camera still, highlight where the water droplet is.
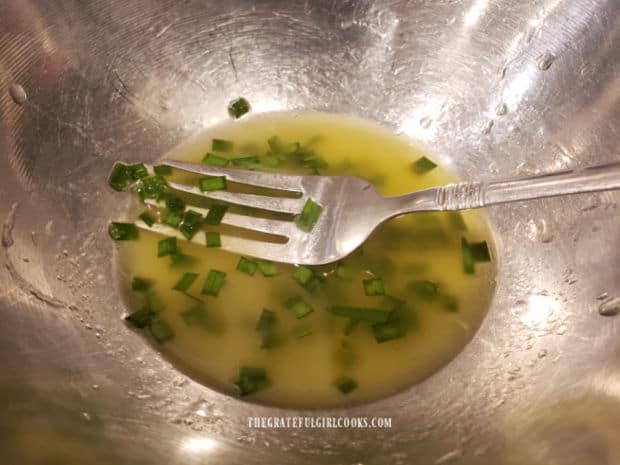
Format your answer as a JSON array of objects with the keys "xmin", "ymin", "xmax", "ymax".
[
  {"xmin": 599, "ymin": 297, "xmax": 620, "ymax": 317},
  {"xmin": 419, "ymin": 116, "xmax": 432, "ymax": 129},
  {"xmin": 482, "ymin": 120, "xmax": 494, "ymax": 134},
  {"xmin": 538, "ymin": 349, "xmax": 548, "ymax": 358},
  {"xmin": 92, "ymin": 384, "xmax": 99, "ymax": 390},
  {"xmin": 9, "ymin": 84, "xmax": 27, "ymax": 105},
  {"xmin": 495, "ymin": 102, "xmax": 507, "ymax": 116},
  {"xmin": 537, "ymin": 52, "xmax": 555, "ymax": 70},
  {"xmin": 82, "ymin": 412, "xmax": 92, "ymax": 422},
  {"xmin": 596, "ymin": 292, "xmax": 609, "ymax": 301}
]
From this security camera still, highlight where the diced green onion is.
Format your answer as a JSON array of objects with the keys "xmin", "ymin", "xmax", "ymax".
[
  {"xmin": 335, "ymin": 377, "xmax": 358, "ymax": 394},
  {"xmin": 373, "ymin": 322, "xmax": 406, "ymax": 343},
  {"xmin": 407, "ymin": 280, "xmax": 439, "ymax": 299},
  {"xmin": 108, "ymin": 222, "xmax": 139, "ymax": 241},
  {"xmin": 138, "ymin": 211, "xmax": 155, "ymax": 227},
  {"xmin": 255, "ymin": 309, "xmax": 277, "ymax": 332},
  {"xmin": 471, "ymin": 240, "xmax": 491, "ymax": 262},
  {"xmin": 261, "ymin": 155, "xmax": 280, "ymax": 167},
  {"xmin": 202, "ymin": 152, "xmax": 229, "ymax": 167},
  {"xmin": 157, "ymin": 237, "xmax": 177, "ymax": 257},
  {"xmin": 165, "ymin": 195, "xmax": 186, "ymax": 213},
  {"xmin": 233, "ymin": 366, "xmax": 269, "ymax": 396},
  {"xmin": 283, "ymin": 142, "xmax": 301, "ymax": 154},
  {"xmin": 292, "ymin": 266, "xmax": 313, "ymax": 285},
  {"xmin": 181, "ymin": 305, "xmax": 208, "ymax": 327},
  {"xmin": 202, "ymin": 269, "xmax": 226, "ymax": 296},
  {"xmin": 257, "ymin": 260, "xmax": 278, "ymax": 277},
  {"xmin": 204, "ymin": 204, "xmax": 228, "ymax": 225},
  {"xmin": 137, "ymin": 175, "xmax": 167, "ymax": 201},
  {"xmin": 267, "ymin": 136, "xmax": 281, "ymax": 153},
  {"xmin": 329, "ymin": 306, "xmax": 392, "ymax": 323},
  {"xmin": 108, "ymin": 162, "xmax": 131, "ymax": 191},
  {"xmin": 199, "ymin": 176, "xmax": 227, "ymax": 191},
  {"xmin": 179, "ymin": 210, "xmax": 203, "ymax": 240},
  {"xmin": 153, "ymin": 165, "xmax": 172, "ymax": 176},
  {"xmin": 125, "ymin": 308, "xmax": 154, "ymax": 328},
  {"xmin": 335, "ymin": 264, "xmax": 354, "ymax": 279},
  {"xmin": 296, "ymin": 198, "xmax": 323, "ymax": 232},
  {"xmin": 149, "ymin": 319, "xmax": 174, "ymax": 343},
  {"xmin": 461, "ymin": 237, "xmax": 475, "ymax": 274},
  {"xmin": 231, "ymin": 156, "xmax": 261, "ymax": 169},
  {"xmin": 164, "ymin": 211, "xmax": 182, "ymax": 228},
  {"xmin": 169, "ymin": 252, "xmax": 198, "ymax": 267},
  {"xmin": 301, "ymin": 156, "xmax": 328, "ymax": 172},
  {"xmin": 145, "ymin": 292, "xmax": 164, "ymax": 313},
  {"xmin": 343, "ymin": 319, "xmax": 359, "ymax": 335},
  {"xmin": 228, "ymin": 97, "xmax": 251, "ymax": 118},
  {"xmin": 237, "ymin": 257, "xmax": 258, "ymax": 276},
  {"xmin": 128, "ymin": 163, "xmax": 148, "ymax": 180},
  {"xmin": 448, "ymin": 211, "xmax": 467, "ymax": 230},
  {"xmin": 212, "ymin": 138, "xmax": 233, "ymax": 152},
  {"xmin": 363, "ymin": 278, "xmax": 385, "ymax": 296},
  {"xmin": 441, "ymin": 294, "xmax": 459, "ymax": 312},
  {"xmin": 172, "ymin": 272, "xmax": 199, "ymax": 292},
  {"xmin": 131, "ymin": 277, "xmax": 152, "ymax": 292},
  {"xmin": 206, "ymin": 231, "xmax": 221, "ymax": 248},
  {"xmin": 284, "ymin": 297, "xmax": 314, "ymax": 319},
  {"xmin": 411, "ymin": 156, "xmax": 437, "ymax": 174}
]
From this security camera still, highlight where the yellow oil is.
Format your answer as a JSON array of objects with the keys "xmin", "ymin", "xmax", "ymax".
[{"xmin": 117, "ymin": 112, "xmax": 495, "ymax": 408}]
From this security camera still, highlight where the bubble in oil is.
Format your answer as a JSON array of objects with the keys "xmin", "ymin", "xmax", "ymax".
[
  {"xmin": 537, "ymin": 52, "xmax": 555, "ymax": 70},
  {"xmin": 599, "ymin": 298, "xmax": 620, "ymax": 317},
  {"xmin": 9, "ymin": 84, "xmax": 27, "ymax": 105},
  {"xmin": 495, "ymin": 102, "xmax": 507, "ymax": 116}
]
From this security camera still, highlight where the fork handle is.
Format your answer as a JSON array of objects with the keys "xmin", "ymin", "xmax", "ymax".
[{"xmin": 393, "ymin": 161, "xmax": 620, "ymax": 213}]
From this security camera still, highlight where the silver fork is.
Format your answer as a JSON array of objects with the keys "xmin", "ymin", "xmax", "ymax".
[{"xmin": 137, "ymin": 160, "xmax": 620, "ymax": 265}]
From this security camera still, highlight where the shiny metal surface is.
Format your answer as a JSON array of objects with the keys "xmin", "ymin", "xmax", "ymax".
[{"xmin": 0, "ymin": 0, "xmax": 618, "ymax": 464}]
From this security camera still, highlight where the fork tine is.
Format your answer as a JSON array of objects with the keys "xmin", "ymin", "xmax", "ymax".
[
  {"xmin": 167, "ymin": 181, "xmax": 305, "ymax": 214},
  {"xmin": 162, "ymin": 160, "xmax": 304, "ymax": 192}
]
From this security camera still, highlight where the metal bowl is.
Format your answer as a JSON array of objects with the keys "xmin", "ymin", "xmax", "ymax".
[{"xmin": 1, "ymin": 1, "xmax": 619, "ymax": 464}]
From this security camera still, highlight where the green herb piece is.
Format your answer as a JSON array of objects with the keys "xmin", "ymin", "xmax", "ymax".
[
  {"xmin": 125, "ymin": 308, "xmax": 154, "ymax": 328},
  {"xmin": 202, "ymin": 269, "xmax": 226, "ymax": 296},
  {"xmin": 363, "ymin": 278, "xmax": 385, "ymax": 296},
  {"xmin": 256, "ymin": 260, "xmax": 278, "ymax": 277},
  {"xmin": 179, "ymin": 210, "xmax": 203, "ymax": 240},
  {"xmin": 157, "ymin": 237, "xmax": 177, "ymax": 257},
  {"xmin": 329, "ymin": 306, "xmax": 392, "ymax": 323},
  {"xmin": 441, "ymin": 294, "xmax": 459, "ymax": 312},
  {"xmin": 461, "ymin": 237, "xmax": 475, "ymax": 274},
  {"xmin": 292, "ymin": 266, "xmax": 313, "ymax": 285},
  {"xmin": 373, "ymin": 322, "xmax": 406, "ymax": 343},
  {"xmin": 172, "ymin": 272, "xmax": 199, "ymax": 292},
  {"xmin": 212, "ymin": 138, "xmax": 233, "ymax": 152},
  {"xmin": 234, "ymin": 366, "xmax": 269, "ymax": 396},
  {"xmin": 204, "ymin": 204, "xmax": 228, "ymax": 225},
  {"xmin": 149, "ymin": 319, "xmax": 174, "ymax": 343},
  {"xmin": 335, "ymin": 377, "xmax": 358, "ymax": 394},
  {"xmin": 304, "ymin": 276, "xmax": 324, "ymax": 293},
  {"xmin": 283, "ymin": 142, "xmax": 301, "ymax": 154},
  {"xmin": 448, "ymin": 211, "xmax": 467, "ymax": 231},
  {"xmin": 138, "ymin": 211, "xmax": 155, "ymax": 227},
  {"xmin": 408, "ymin": 280, "xmax": 439, "ymax": 300},
  {"xmin": 128, "ymin": 163, "xmax": 148, "ymax": 180},
  {"xmin": 199, "ymin": 176, "xmax": 227, "ymax": 191},
  {"xmin": 261, "ymin": 155, "xmax": 281, "ymax": 167},
  {"xmin": 296, "ymin": 198, "xmax": 323, "ymax": 232},
  {"xmin": 165, "ymin": 195, "xmax": 186, "ymax": 213},
  {"xmin": 284, "ymin": 297, "xmax": 314, "ymax": 319},
  {"xmin": 267, "ymin": 136, "xmax": 281, "ymax": 153},
  {"xmin": 237, "ymin": 257, "xmax": 258, "ymax": 276},
  {"xmin": 108, "ymin": 162, "xmax": 131, "ymax": 191},
  {"xmin": 335, "ymin": 264, "xmax": 354, "ymax": 279},
  {"xmin": 202, "ymin": 152, "xmax": 229, "ymax": 167},
  {"xmin": 181, "ymin": 305, "xmax": 207, "ymax": 327},
  {"xmin": 131, "ymin": 277, "xmax": 152, "ymax": 292},
  {"xmin": 231, "ymin": 156, "xmax": 261, "ymax": 169},
  {"xmin": 301, "ymin": 156, "xmax": 328, "ymax": 172},
  {"xmin": 228, "ymin": 97, "xmax": 251, "ymax": 118},
  {"xmin": 108, "ymin": 222, "xmax": 139, "ymax": 241},
  {"xmin": 169, "ymin": 252, "xmax": 198, "ymax": 267},
  {"xmin": 164, "ymin": 210, "xmax": 182, "ymax": 228},
  {"xmin": 471, "ymin": 240, "xmax": 491, "ymax": 262},
  {"xmin": 137, "ymin": 175, "xmax": 167, "ymax": 200},
  {"xmin": 261, "ymin": 331, "xmax": 286, "ymax": 349},
  {"xmin": 206, "ymin": 231, "xmax": 221, "ymax": 248},
  {"xmin": 145, "ymin": 292, "xmax": 164, "ymax": 313},
  {"xmin": 411, "ymin": 156, "xmax": 437, "ymax": 174},
  {"xmin": 255, "ymin": 309, "xmax": 277, "ymax": 332},
  {"xmin": 343, "ymin": 319, "xmax": 359, "ymax": 335},
  {"xmin": 153, "ymin": 165, "xmax": 172, "ymax": 176}
]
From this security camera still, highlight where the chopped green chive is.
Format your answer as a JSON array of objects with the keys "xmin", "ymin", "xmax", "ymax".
[
  {"xmin": 212, "ymin": 138, "xmax": 233, "ymax": 152},
  {"xmin": 172, "ymin": 272, "xmax": 199, "ymax": 292},
  {"xmin": 179, "ymin": 210, "xmax": 203, "ymax": 240},
  {"xmin": 237, "ymin": 257, "xmax": 258, "ymax": 276},
  {"xmin": 335, "ymin": 264, "xmax": 354, "ymax": 279},
  {"xmin": 343, "ymin": 319, "xmax": 359, "ymax": 335},
  {"xmin": 267, "ymin": 136, "xmax": 281, "ymax": 153},
  {"xmin": 284, "ymin": 297, "xmax": 314, "ymax": 319},
  {"xmin": 373, "ymin": 322, "xmax": 406, "ymax": 343},
  {"xmin": 145, "ymin": 292, "xmax": 164, "ymax": 313},
  {"xmin": 199, "ymin": 176, "xmax": 227, "ymax": 191},
  {"xmin": 408, "ymin": 280, "xmax": 439, "ymax": 299},
  {"xmin": 228, "ymin": 97, "xmax": 251, "ymax": 118},
  {"xmin": 441, "ymin": 294, "xmax": 459, "ymax": 312},
  {"xmin": 329, "ymin": 306, "xmax": 392, "ymax": 323},
  {"xmin": 255, "ymin": 309, "xmax": 277, "ymax": 332},
  {"xmin": 181, "ymin": 305, "xmax": 207, "ymax": 327},
  {"xmin": 202, "ymin": 269, "xmax": 226, "ymax": 296},
  {"xmin": 108, "ymin": 162, "xmax": 131, "ymax": 191},
  {"xmin": 471, "ymin": 240, "xmax": 491, "ymax": 262},
  {"xmin": 461, "ymin": 237, "xmax": 475, "ymax": 274},
  {"xmin": 149, "ymin": 319, "xmax": 174, "ymax": 343},
  {"xmin": 206, "ymin": 231, "xmax": 221, "ymax": 248},
  {"xmin": 169, "ymin": 252, "xmax": 198, "ymax": 267},
  {"xmin": 231, "ymin": 156, "xmax": 261, "ymax": 169},
  {"xmin": 131, "ymin": 277, "xmax": 152, "ymax": 292},
  {"xmin": 292, "ymin": 266, "xmax": 313, "ymax": 285},
  {"xmin": 261, "ymin": 155, "xmax": 281, "ymax": 167},
  {"xmin": 138, "ymin": 211, "xmax": 155, "ymax": 227},
  {"xmin": 234, "ymin": 366, "xmax": 269, "ymax": 396},
  {"xmin": 137, "ymin": 175, "xmax": 167, "ymax": 200},
  {"xmin": 202, "ymin": 152, "xmax": 229, "ymax": 167},
  {"xmin": 204, "ymin": 204, "xmax": 228, "ymax": 225},
  {"xmin": 296, "ymin": 198, "xmax": 323, "ymax": 232},
  {"xmin": 165, "ymin": 195, "xmax": 186, "ymax": 213},
  {"xmin": 363, "ymin": 278, "xmax": 385, "ymax": 296},
  {"xmin": 108, "ymin": 222, "xmax": 139, "ymax": 241},
  {"xmin": 335, "ymin": 377, "xmax": 358, "ymax": 394},
  {"xmin": 128, "ymin": 163, "xmax": 148, "ymax": 180},
  {"xmin": 125, "ymin": 308, "xmax": 154, "ymax": 328},
  {"xmin": 448, "ymin": 211, "xmax": 467, "ymax": 231},
  {"xmin": 153, "ymin": 165, "xmax": 172, "ymax": 176},
  {"xmin": 157, "ymin": 237, "xmax": 177, "ymax": 257},
  {"xmin": 283, "ymin": 142, "xmax": 301, "ymax": 155},
  {"xmin": 164, "ymin": 211, "xmax": 182, "ymax": 228},
  {"xmin": 411, "ymin": 156, "xmax": 438, "ymax": 174},
  {"xmin": 257, "ymin": 260, "xmax": 279, "ymax": 277}
]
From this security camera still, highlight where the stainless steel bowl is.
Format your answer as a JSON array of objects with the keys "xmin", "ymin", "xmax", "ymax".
[{"xmin": 1, "ymin": 1, "xmax": 619, "ymax": 464}]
